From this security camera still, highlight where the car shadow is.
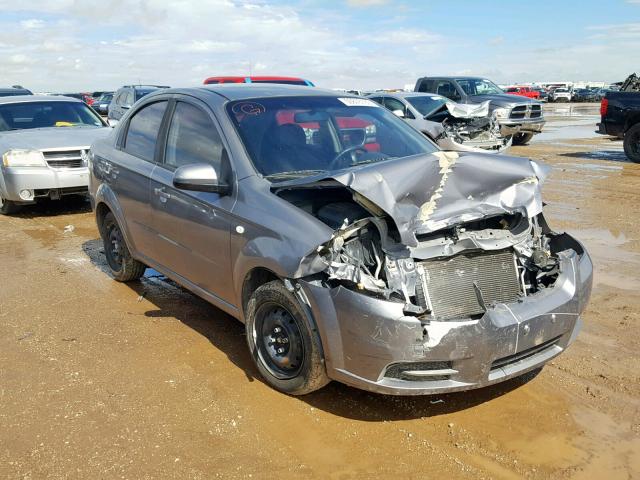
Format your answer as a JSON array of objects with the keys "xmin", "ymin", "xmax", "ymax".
[
  {"xmin": 82, "ymin": 238, "xmax": 541, "ymax": 421},
  {"xmin": 558, "ymin": 150, "xmax": 630, "ymax": 163},
  {"xmin": 10, "ymin": 195, "xmax": 91, "ymax": 218}
]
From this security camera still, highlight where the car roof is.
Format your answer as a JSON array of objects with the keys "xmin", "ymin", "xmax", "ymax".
[
  {"xmin": 367, "ymin": 91, "xmax": 445, "ymax": 99},
  {"xmin": 419, "ymin": 76, "xmax": 486, "ymax": 81},
  {"xmin": 154, "ymin": 84, "xmax": 346, "ymax": 102},
  {"xmin": 0, "ymin": 95, "xmax": 83, "ymax": 105}
]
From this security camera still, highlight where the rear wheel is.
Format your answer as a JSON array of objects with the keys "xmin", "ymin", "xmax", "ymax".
[
  {"xmin": 101, "ymin": 212, "xmax": 146, "ymax": 281},
  {"xmin": 512, "ymin": 132, "xmax": 534, "ymax": 146},
  {"xmin": 623, "ymin": 124, "xmax": 640, "ymax": 163},
  {"xmin": 0, "ymin": 196, "xmax": 20, "ymax": 215},
  {"xmin": 245, "ymin": 280, "xmax": 329, "ymax": 395}
]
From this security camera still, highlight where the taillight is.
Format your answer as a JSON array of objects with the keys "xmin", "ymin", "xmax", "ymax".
[{"xmin": 600, "ymin": 98, "xmax": 608, "ymax": 116}]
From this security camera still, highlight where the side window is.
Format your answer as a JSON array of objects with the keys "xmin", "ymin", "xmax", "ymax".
[
  {"xmin": 369, "ymin": 97, "xmax": 384, "ymax": 106},
  {"xmin": 124, "ymin": 90, "xmax": 134, "ymax": 106},
  {"xmin": 124, "ymin": 101, "xmax": 168, "ymax": 162},
  {"xmin": 383, "ymin": 97, "xmax": 409, "ymax": 117},
  {"xmin": 417, "ymin": 79, "xmax": 434, "ymax": 93},
  {"xmin": 164, "ymin": 102, "xmax": 224, "ymax": 171},
  {"xmin": 435, "ymin": 81, "xmax": 461, "ymax": 101}
]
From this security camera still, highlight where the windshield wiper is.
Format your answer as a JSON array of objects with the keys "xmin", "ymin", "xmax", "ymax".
[{"xmin": 265, "ymin": 169, "xmax": 326, "ymax": 181}]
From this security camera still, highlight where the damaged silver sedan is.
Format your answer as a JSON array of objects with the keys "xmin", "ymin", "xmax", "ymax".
[{"xmin": 90, "ymin": 85, "xmax": 592, "ymax": 396}]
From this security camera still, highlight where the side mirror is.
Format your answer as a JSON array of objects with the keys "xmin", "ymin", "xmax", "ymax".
[
  {"xmin": 392, "ymin": 109, "xmax": 405, "ymax": 118},
  {"xmin": 173, "ymin": 163, "xmax": 229, "ymax": 195}
]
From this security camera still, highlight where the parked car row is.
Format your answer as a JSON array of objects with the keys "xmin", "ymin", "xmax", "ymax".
[{"xmin": 0, "ymin": 77, "xmax": 592, "ymax": 398}]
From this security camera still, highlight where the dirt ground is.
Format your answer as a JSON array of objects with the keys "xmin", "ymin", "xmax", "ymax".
[{"xmin": 1, "ymin": 103, "xmax": 639, "ymax": 479}]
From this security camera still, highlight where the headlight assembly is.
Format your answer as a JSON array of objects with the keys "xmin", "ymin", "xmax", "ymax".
[
  {"xmin": 2, "ymin": 149, "xmax": 46, "ymax": 167},
  {"xmin": 493, "ymin": 108, "xmax": 509, "ymax": 120}
]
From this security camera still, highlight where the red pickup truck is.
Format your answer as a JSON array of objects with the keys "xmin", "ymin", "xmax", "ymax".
[
  {"xmin": 505, "ymin": 86, "xmax": 541, "ymax": 100},
  {"xmin": 204, "ymin": 76, "xmax": 314, "ymax": 86}
]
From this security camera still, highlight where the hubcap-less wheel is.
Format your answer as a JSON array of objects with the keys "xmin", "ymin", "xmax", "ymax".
[
  {"xmin": 254, "ymin": 303, "xmax": 304, "ymax": 380},
  {"xmin": 106, "ymin": 222, "xmax": 124, "ymax": 271}
]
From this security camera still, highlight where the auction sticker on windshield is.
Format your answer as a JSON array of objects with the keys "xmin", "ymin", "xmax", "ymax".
[{"xmin": 338, "ymin": 98, "xmax": 380, "ymax": 107}]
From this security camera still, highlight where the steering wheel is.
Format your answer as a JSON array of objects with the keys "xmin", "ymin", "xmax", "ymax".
[{"xmin": 328, "ymin": 145, "xmax": 369, "ymax": 170}]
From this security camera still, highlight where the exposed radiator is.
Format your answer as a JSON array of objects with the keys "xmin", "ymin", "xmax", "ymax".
[{"xmin": 418, "ymin": 249, "xmax": 521, "ymax": 320}]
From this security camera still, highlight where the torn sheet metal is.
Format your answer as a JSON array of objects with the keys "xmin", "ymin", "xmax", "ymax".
[
  {"xmin": 445, "ymin": 101, "xmax": 491, "ymax": 119},
  {"xmin": 276, "ymin": 152, "xmax": 550, "ymax": 248}
]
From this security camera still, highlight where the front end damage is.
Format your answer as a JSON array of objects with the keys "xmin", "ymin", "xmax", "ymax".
[
  {"xmin": 428, "ymin": 102, "xmax": 511, "ymax": 153},
  {"xmin": 274, "ymin": 152, "xmax": 592, "ymax": 395}
]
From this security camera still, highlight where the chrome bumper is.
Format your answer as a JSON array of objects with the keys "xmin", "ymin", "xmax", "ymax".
[
  {"xmin": 0, "ymin": 166, "xmax": 89, "ymax": 202},
  {"xmin": 301, "ymin": 238, "xmax": 592, "ymax": 396}
]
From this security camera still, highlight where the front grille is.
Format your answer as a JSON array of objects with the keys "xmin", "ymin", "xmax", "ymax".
[
  {"xmin": 509, "ymin": 104, "xmax": 542, "ymax": 120},
  {"xmin": 510, "ymin": 105, "xmax": 527, "ymax": 119},
  {"xmin": 42, "ymin": 149, "xmax": 86, "ymax": 169},
  {"xmin": 385, "ymin": 361, "xmax": 455, "ymax": 381},
  {"xmin": 530, "ymin": 104, "xmax": 542, "ymax": 118},
  {"xmin": 418, "ymin": 249, "xmax": 521, "ymax": 320},
  {"xmin": 491, "ymin": 336, "xmax": 561, "ymax": 371}
]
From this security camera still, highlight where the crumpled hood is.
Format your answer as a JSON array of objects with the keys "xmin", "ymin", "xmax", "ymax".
[
  {"xmin": 0, "ymin": 126, "xmax": 110, "ymax": 152},
  {"xmin": 278, "ymin": 151, "xmax": 550, "ymax": 248}
]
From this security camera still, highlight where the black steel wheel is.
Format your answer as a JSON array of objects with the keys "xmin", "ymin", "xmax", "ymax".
[
  {"xmin": 623, "ymin": 124, "xmax": 640, "ymax": 163},
  {"xmin": 100, "ymin": 212, "xmax": 146, "ymax": 282},
  {"xmin": 254, "ymin": 303, "xmax": 304, "ymax": 379},
  {"xmin": 246, "ymin": 280, "xmax": 329, "ymax": 395}
]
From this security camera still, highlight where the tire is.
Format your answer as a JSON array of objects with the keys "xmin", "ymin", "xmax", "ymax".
[
  {"xmin": 0, "ymin": 196, "xmax": 20, "ymax": 215},
  {"xmin": 245, "ymin": 280, "xmax": 329, "ymax": 395},
  {"xmin": 100, "ymin": 212, "xmax": 146, "ymax": 281},
  {"xmin": 623, "ymin": 124, "xmax": 640, "ymax": 163},
  {"xmin": 512, "ymin": 132, "xmax": 535, "ymax": 146}
]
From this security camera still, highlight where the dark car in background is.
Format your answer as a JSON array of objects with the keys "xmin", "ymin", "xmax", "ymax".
[
  {"xmin": 572, "ymin": 89, "xmax": 598, "ymax": 103},
  {"xmin": 107, "ymin": 85, "xmax": 169, "ymax": 125},
  {"xmin": 414, "ymin": 76, "xmax": 545, "ymax": 145},
  {"xmin": 0, "ymin": 86, "xmax": 33, "ymax": 97},
  {"xmin": 92, "ymin": 92, "xmax": 114, "ymax": 115},
  {"xmin": 598, "ymin": 86, "xmax": 640, "ymax": 162},
  {"xmin": 89, "ymin": 84, "xmax": 591, "ymax": 397}
]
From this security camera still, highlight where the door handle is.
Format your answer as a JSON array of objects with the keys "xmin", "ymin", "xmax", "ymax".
[{"xmin": 154, "ymin": 187, "xmax": 171, "ymax": 202}]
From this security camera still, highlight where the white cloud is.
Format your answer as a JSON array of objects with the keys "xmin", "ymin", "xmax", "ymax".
[
  {"xmin": 20, "ymin": 18, "xmax": 44, "ymax": 29},
  {"xmin": 346, "ymin": 0, "xmax": 389, "ymax": 6}
]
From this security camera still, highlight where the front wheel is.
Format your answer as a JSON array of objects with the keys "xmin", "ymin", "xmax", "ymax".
[
  {"xmin": 0, "ymin": 196, "xmax": 20, "ymax": 215},
  {"xmin": 512, "ymin": 132, "xmax": 535, "ymax": 145},
  {"xmin": 100, "ymin": 212, "xmax": 146, "ymax": 281},
  {"xmin": 623, "ymin": 124, "xmax": 640, "ymax": 163},
  {"xmin": 245, "ymin": 280, "xmax": 329, "ymax": 395}
]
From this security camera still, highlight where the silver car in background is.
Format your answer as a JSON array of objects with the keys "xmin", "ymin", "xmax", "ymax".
[
  {"xmin": 0, "ymin": 95, "xmax": 110, "ymax": 214},
  {"xmin": 368, "ymin": 92, "xmax": 510, "ymax": 153}
]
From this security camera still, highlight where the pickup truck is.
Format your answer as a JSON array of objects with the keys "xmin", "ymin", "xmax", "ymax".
[
  {"xmin": 597, "ymin": 90, "xmax": 640, "ymax": 162},
  {"xmin": 505, "ymin": 86, "xmax": 540, "ymax": 100},
  {"xmin": 414, "ymin": 76, "xmax": 545, "ymax": 145}
]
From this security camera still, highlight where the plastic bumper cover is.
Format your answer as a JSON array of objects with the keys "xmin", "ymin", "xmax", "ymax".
[{"xmin": 300, "ymin": 241, "xmax": 592, "ymax": 396}]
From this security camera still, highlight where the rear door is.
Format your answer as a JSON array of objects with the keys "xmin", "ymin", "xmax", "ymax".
[
  {"xmin": 149, "ymin": 98, "xmax": 236, "ymax": 306},
  {"xmin": 104, "ymin": 99, "xmax": 169, "ymax": 258}
]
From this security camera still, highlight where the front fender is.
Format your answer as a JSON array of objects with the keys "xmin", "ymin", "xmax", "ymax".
[{"xmin": 93, "ymin": 182, "xmax": 139, "ymax": 258}]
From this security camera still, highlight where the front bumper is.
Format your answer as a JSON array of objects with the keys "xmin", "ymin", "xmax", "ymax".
[
  {"xmin": 300, "ymin": 238, "xmax": 592, "ymax": 395},
  {"xmin": 499, "ymin": 117, "xmax": 546, "ymax": 136},
  {"xmin": 0, "ymin": 166, "xmax": 89, "ymax": 203}
]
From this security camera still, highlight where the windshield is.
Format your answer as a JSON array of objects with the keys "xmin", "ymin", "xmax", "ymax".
[
  {"xmin": 98, "ymin": 94, "xmax": 113, "ymax": 102},
  {"xmin": 455, "ymin": 78, "xmax": 504, "ymax": 96},
  {"xmin": 227, "ymin": 96, "xmax": 438, "ymax": 181},
  {"xmin": 0, "ymin": 101, "xmax": 104, "ymax": 131},
  {"xmin": 405, "ymin": 95, "xmax": 449, "ymax": 117}
]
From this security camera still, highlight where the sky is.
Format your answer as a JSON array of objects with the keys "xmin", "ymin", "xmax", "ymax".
[{"xmin": 0, "ymin": 0, "xmax": 638, "ymax": 92}]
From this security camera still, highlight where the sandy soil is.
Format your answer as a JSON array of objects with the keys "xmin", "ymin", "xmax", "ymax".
[{"xmin": 1, "ymin": 104, "xmax": 638, "ymax": 479}]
